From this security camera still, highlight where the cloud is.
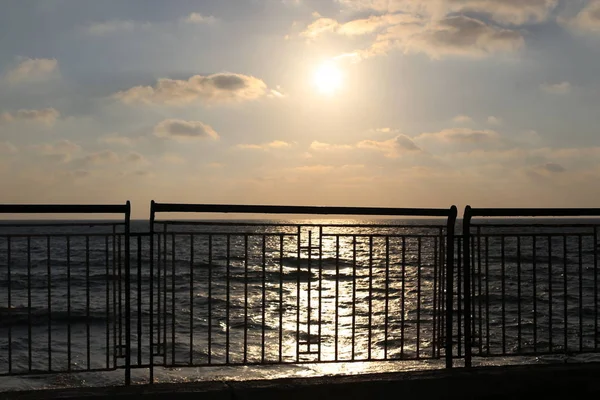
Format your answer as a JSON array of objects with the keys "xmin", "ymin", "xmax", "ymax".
[
  {"xmin": 301, "ymin": 18, "xmax": 340, "ymax": 38},
  {"xmin": 561, "ymin": 0, "xmax": 600, "ymax": 33},
  {"xmin": 124, "ymin": 151, "xmax": 147, "ymax": 164},
  {"xmin": 487, "ymin": 116, "xmax": 502, "ymax": 125},
  {"xmin": 162, "ymin": 153, "xmax": 186, "ymax": 164},
  {"xmin": 305, "ymin": 12, "xmax": 524, "ymax": 59},
  {"xmin": 380, "ymin": 15, "xmax": 524, "ymax": 59},
  {"xmin": 445, "ymin": 0, "xmax": 558, "ymax": 25},
  {"xmin": 238, "ymin": 140, "xmax": 293, "ymax": 150},
  {"xmin": 1, "ymin": 108, "xmax": 61, "ymax": 127},
  {"xmin": 417, "ymin": 128, "xmax": 501, "ymax": 144},
  {"xmin": 336, "ymin": 0, "xmax": 557, "ymax": 24},
  {"xmin": 114, "ymin": 73, "xmax": 268, "ymax": 106},
  {"xmin": 541, "ymin": 162, "xmax": 566, "ymax": 173},
  {"xmin": 0, "ymin": 142, "xmax": 17, "ymax": 154},
  {"xmin": 99, "ymin": 133, "xmax": 138, "ymax": 146},
  {"xmin": 293, "ymin": 165, "xmax": 335, "ymax": 173},
  {"xmin": 310, "ymin": 141, "xmax": 353, "ymax": 151},
  {"xmin": 540, "ymin": 81, "xmax": 571, "ymax": 94},
  {"xmin": 4, "ymin": 58, "xmax": 59, "ymax": 84},
  {"xmin": 86, "ymin": 20, "xmax": 148, "ymax": 35},
  {"xmin": 357, "ymin": 134, "xmax": 421, "ymax": 157},
  {"xmin": 36, "ymin": 139, "xmax": 81, "ymax": 162},
  {"xmin": 453, "ymin": 115, "xmax": 473, "ymax": 123},
  {"xmin": 154, "ymin": 119, "xmax": 219, "ymax": 141},
  {"xmin": 183, "ymin": 13, "xmax": 217, "ymax": 24},
  {"xmin": 81, "ymin": 150, "xmax": 119, "ymax": 165}
]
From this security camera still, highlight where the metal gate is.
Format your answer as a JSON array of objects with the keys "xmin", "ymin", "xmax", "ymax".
[
  {"xmin": 0, "ymin": 204, "xmax": 131, "ymax": 381},
  {"xmin": 146, "ymin": 202, "xmax": 457, "ymax": 381}
]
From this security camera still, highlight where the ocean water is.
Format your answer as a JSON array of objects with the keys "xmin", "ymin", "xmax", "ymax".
[{"xmin": 0, "ymin": 218, "xmax": 599, "ymax": 391}]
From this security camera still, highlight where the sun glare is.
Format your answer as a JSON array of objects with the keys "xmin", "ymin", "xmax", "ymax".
[{"xmin": 314, "ymin": 62, "xmax": 343, "ymax": 95}]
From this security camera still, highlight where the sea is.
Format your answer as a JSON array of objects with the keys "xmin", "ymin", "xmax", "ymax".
[{"xmin": 0, "ymin": 218, "xmax": 599, "ymax": 391}]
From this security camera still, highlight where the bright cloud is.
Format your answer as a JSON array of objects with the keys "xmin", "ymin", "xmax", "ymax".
[
  {"xmin": 563, "ymin": 0, "xmax": 600, "ymax": 33},
  {"xmin": 357, "ymin": 135, "xmax": 421, "ymax": 157},
  {"xmin": 114, "ymin": 73, "xmax": 268, "ymax": 106},
  {"xmin": 0, "ymin": 108, "xmax": 60, "ymax": 125},
  {"xmin": 183, "ymin": 12, "xmax": 217, "ymax": 24},
  {"xmin": 238, "ymin": 140, "xmax": 293, "ymax": 150},
  {"xmin": 4, "ymin": 58, "xmax": 58, "ymax": 83}
]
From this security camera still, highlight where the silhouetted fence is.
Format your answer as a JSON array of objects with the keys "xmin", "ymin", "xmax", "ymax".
[{"xmin": 1, "ymin": 202, "xmax": 599, "ymax": 386}]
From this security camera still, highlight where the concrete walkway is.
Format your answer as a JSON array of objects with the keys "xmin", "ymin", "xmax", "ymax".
[{"xmin": 4, "ymin": 363, "xmax": 600, "ymax": 399}]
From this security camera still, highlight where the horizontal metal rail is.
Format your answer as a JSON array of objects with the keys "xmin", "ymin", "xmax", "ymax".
[
  {"xmin": 0, "ymin": 204, "xmax": 130, "ymax": 214},
  {"xmin": 151, "ymin": 202, "xmax": 455, "ymax": 217}
]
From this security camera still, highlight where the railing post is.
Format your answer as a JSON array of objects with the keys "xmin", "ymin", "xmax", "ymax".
[
  {"xmin": 149, "ymin": 200, "xmax": 155, "ymax": 384},
  {"xmin": 445, "ymin": 206, "xmax": 457, "ymax": 368},
  {"xmin": 124, "ymin": 201, "xmax": 131, "ymax": 385},
  {"xmin": 463, "ymin": 206, "xmax": 472, "ymax": 367}
]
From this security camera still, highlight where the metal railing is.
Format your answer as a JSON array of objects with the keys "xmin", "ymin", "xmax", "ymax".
[
  {"xmin": 146, "ymin": 202, "xmax": 458, "ymax": 381},
  {"xmin": 462, "ymin": 207, "xmax": 600, "ymax": 367},
  {"xmin": 0, "ymin": 203, "xmax": 131, "ymax": 382},
  {"xmin": 2, "ymin": 202, "xmax": 600, "ymax": 387}
]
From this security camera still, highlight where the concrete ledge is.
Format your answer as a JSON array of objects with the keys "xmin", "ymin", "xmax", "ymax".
[{"xmin": 4, "ymin": 363, "xmax": 600, "ymax": 400}]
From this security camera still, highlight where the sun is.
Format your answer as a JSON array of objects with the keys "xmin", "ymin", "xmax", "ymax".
[{"xmin": 313, "ymin": 62, "xmax": 343, "ymax": 95}]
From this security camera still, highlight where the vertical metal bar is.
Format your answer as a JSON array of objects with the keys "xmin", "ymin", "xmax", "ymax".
[
  {"xmin": 533, "ymin": 235, "xmax": 537, "ymax": 353},
  {"xmin": 595, "ymin": 226, "xmax": 598, "ymax": 350},
  {"xmin": 470, "ymin": 230, "xmax": 476, "ymax": 350},
  {"xmin": 47, "ymin": 237, "xmax": 51, "ymax": 372},
  {"xmin": 124, "ymin": 201, "xmax": 131, "ymax": 385},
  {"xmin": 27, "ymin": 236, "xmax": 32, "ymax": 372},
  {"xmin": 384, "ymin": 236, "xmax": 390, "ymax": 360},
  {"xmin": 445, "ymin": 206, "xmax": 457, "ymax": 368},
  {"xmin": 318, "ymin": 227, "xmax": 323, "ymax": 361},
  {"xmin": 296, "ymin": 226, "xmax": 301, "ymax": 362},
  {"xmin": 352, "ymin": 235, "xmax": 356, "ymax": 360},
  {"xmin": 86, "ymin": 236, "xmax": 91, "ymax": 370},
  {"xmin": 417, "ymin": 237, "xmax": 422, "ymax": 358},
  {"xmin": 261, "ymin": 235, "xmax": 266, "ymax": 363},
  {"xmin": 105, "ymin": 236, "xmax": 109, "ymax": 369},
  {"xmin": 7, "ymin": 237, "xmax": 12, "ymax": 374},
  {"xmin": 517, "ymin": 236, "xmax": 522, "ymax": 352},
  {"xmin": 548, "ymin": 235, "xmax": 553, "ymax": 352},
  {"xmin": 462, "ymin": 206, "xmax": 472, "ymax": 367},
  {"xmin": 162, "ymin": 225, "xmax": 167, "ymax": 366},
  {"xmin": 457, "ymin": 236, "xmax": 462, "ymax": 358},
  {"xmin": 279, "ymin": 234, "xmax": 284, "ymax": 363},
  {"xmin": 172, "ymin": 234, "xmax": 176, "ymax": 365},
  {"xmin": 485, "ymin": 236, "xmax": 489, "ymax": 355},
  {"xmin": 190, "ymin": 234, "xmax": 194, "ymax": 365},
  {"xmin": 335, "ymin": 235, "xmax": 340, "ymax": 361},
  {"xmin": 477, "ymin": 227, "xmax": 482, "ymax": 356},
  {"xmin": 563, "ymin": 235, "xmax": 568, "ymax": 354},
  {"xmin": 401, "ymin": 236, "xmax": 406, "ymax": 358},
  {"xmin": 368, "ymin": 236, "xmax": 373, "ymax": 360},
  {"xmin": 307, "ymin": 230, "xmax": 312, "ymax": 353},
  {"xmin": 226, "ymin": 234, "xmax": 230, "ymax": 364},
  {"xmin": 137, "ymin": 235, "xmax": 142, "ymax": 366},
  {"xmin": 579, "ymin": 235, "xmax": 583, "ymax": 352},
  {"xmin": 118, "ymin": 234, "xmax": 123, "ymax": 355},
  {"xmin": 433, "ymin": 235, "xmax": 438, "ymax": 359},
  {"xmin": 243, "ymin": 234, "xmax": 248, "ymax": 363},
  {"xmin": 149, "ymin": 201, "xmax": 155, "ymax": 383},
  {"xmin": 501, "ymin": 236, "xmax": 506, "ymax": 354},
  {"xmin": 67, "ymin": 236, "xmax": 72, "ymax": 371},
  {"xmin": 112, "ymin": 227, "xmax": 117, "ymax": 367},
  {"xmin": 209, "ymin": 234, "xmax": 213, "ymax": 364},
  {"xmin": 156, "ymin": 231, "xmax": 161, "ymax": 359}
]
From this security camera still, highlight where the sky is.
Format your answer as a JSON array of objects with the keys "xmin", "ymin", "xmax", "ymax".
[{"xmin": 1, "ymin": 0, "xmax": 600, "ymax": 218}]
